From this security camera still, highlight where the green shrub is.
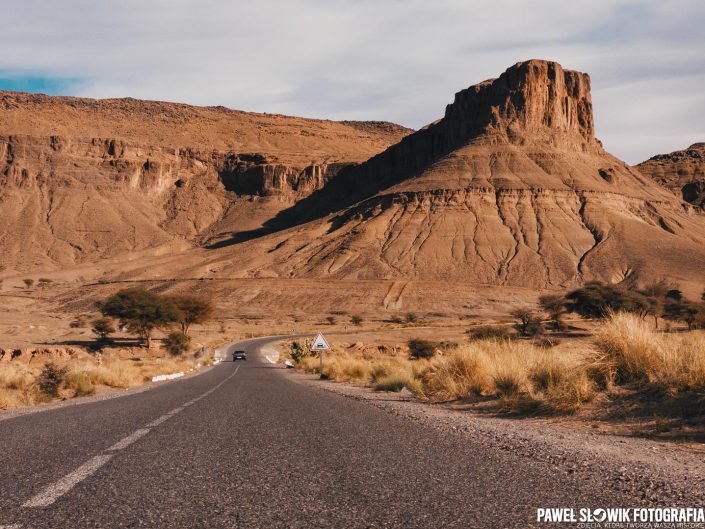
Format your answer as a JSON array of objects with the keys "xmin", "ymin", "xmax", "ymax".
[
  {"xmin": 39, "ymin": 363, "xmax": 68, "ymax": 398},
  {"xmin": 408, "ymin": 339, "xmax": 438, "ymax": 359},
  {"xmin": 290, "ymin": 341, "xmax": 311, "ymax": 364},
  {"xmin": 163, "ymin": 331, "xmax": 191, "ymax": 356}
]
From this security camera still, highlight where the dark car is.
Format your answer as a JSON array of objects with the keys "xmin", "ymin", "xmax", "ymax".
[{"xmin": 232, "ymin": 350, "xmax": 247, "ymax": 361}]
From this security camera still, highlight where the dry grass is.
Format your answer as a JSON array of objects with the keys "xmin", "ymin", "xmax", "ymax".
[
  {"xmin": 286, "ymin": 338, "xmax": 596, "ymax": 413},
  {"xmin": 283, "ymin": 313, "xmax": 705, "ymax": 417},
  {"xmin": 0, "ymin": 353, "xmax": 202, "ymax": 410},
  {"xmin": 594, "ymin": 312, "xmax": 705, "ymax": 390}
]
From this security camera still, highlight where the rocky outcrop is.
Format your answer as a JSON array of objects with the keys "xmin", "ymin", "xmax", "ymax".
[
  {"xmin": 637, "ymin": 143, "xmax": 705, "ymax": 207},
  {"xmin": 194, "ymin": 60, "xmax": 705, "ymax": 293},
  {"xmin": 0, "ymin": 93, "xmax": 410, "ymax": 274}
]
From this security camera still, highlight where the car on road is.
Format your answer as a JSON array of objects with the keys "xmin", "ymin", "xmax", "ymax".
[{"xmin": 232, "ymin": 350, "xmax": 247, "ymax": 361}]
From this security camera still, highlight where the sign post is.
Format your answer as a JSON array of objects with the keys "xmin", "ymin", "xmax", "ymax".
[{"xmin": 311, "ymin": 332, "xmax": 331, "ymax": 378}]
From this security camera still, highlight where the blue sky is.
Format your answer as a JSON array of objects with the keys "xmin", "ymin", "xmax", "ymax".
[{"xmin": 1, "ymin": 0, "xmax": 703, "ymax": 163}]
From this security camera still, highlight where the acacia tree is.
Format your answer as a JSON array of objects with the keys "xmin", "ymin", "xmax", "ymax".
[
  {"xmin": 91, "ymin": 317, "xmax": 115, "ymax": 341},
  {"xmin": 167, "ymin": 295, "xmax": 215, "ymax": 336},
  {"xmin": 564, "ymin": 282, "xmax": 650, "ymax": 319},
  {"xmin": 538, "ymin": 294, "xmax": 566, "ymax": 331},
  {"xmin": 101, "ymin": 289, "xmax": 180, "ymax": 348},
  {"xmin": 510, "ymin": 308, "xmax": 541, "ymax": 336}
]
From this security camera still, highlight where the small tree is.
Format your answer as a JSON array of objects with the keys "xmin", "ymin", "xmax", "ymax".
[
  {"xmin": 510, "ymin": 308, "xmax": 542, "ymax": 336},
  {"xmin": 351, "ymin": 315, "xmax": 363, "ymax": 326},
  {"xmin": 538, "ymin": 294, "xmax": 566, "ymax": 331},
  {"xmin": 23, "ymin": 278, "xmax": 34, "ymax": 288},
  {"xmin": 326, "ymin": 316, "xmax": 337, "ymax": 325},
  {"xmin": 167, "ymin": 295, "xmax": 215, "ymax": 336},
  {"xmin": 101, "ymin": 288, "xmax": 180, "ymax": 348},
  {"xmin": 91, "ymin": 317, "xmax": 115, "ymax": 341},
  {"xmin": 405, "ymin": 312, "xmax": 418, "ymax": 324},
  {"xmin": 163, "ymin": 331, "xmax": 191, "ymax": 356},
  {"xmin": 565, "ymin": 282, "xmax": 650, "ymax": 319}
]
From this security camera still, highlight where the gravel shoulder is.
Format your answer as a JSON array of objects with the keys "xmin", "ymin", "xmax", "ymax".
[{"xmin": 284, "ymin": 368, "xmax": 705, "ymax": 505}]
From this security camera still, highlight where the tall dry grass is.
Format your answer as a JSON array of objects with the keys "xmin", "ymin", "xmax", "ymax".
[
  {"xmin": 287, "ymin": 339, "xmax": 596, "ymax": 413},
  {"xmin": 594, "ymin": 312, "xmax": 705, "ymax": 390},
  {"xmin": 0, "ymin": 355, "xmax": 200, "ymax": 410}
]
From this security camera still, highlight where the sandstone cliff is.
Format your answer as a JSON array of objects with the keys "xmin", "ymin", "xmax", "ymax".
[
  {"xmin": 637, "ymin": 143, "xmax": 705, "ymax": 207},
  {"xmin": 0, "ymin": 92, "xmax": 410, "ymax": 274},
  {"xmin": 189, "ymin": 61, "xmax": 705, "ymax": 292}
]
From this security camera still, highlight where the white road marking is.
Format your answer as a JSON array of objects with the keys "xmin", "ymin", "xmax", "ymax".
[
  {"xmin": 146, "ymin": 414, "xmax": 172, "ymax": 427},
  {"xmin": 23, "ymin": 454, "xmax": 113, "ymax": 508},
  {"xmin": 20, "ymin": 363, "xmax": 243, "ymax": 511},
  {"xmin": 107, "ymin": 429, "xmax": 151, "ymax": 451}
]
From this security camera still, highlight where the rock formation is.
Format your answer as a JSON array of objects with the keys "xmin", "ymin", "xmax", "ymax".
[
  {"xmin": 637, "ymin": 143, "xmax": 705, "ymax": 207},
  {"xmin": 0, "ymin": 91, "xmax": 410, "ymax": 274},
  {"xmin": 192, "ymin": 60, "xmax": 705, "ymax": 292}
]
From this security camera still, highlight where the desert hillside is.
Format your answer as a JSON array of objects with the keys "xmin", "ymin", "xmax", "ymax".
[
  {"xmin": 637, "ymin": 143, "xmax": 705, "ymax": 207},
  {"xmin": 167, "ymin": 60, "xmax": 705, "ymax": 293},
  {"xmin": 0, "ymin": 91, "xmax": 410, "ymax": 275}
]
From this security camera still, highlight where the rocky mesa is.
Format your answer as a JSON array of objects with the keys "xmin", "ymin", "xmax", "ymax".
[
  {"xmin": 637, "ymin": 143, "xmax": 705, "ymax": 207},
  {"xmin": 187, "ymin": 60, "xmax": 705, "ymax": 293}
]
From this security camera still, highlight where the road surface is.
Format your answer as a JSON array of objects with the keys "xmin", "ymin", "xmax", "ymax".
[{"xmin": 0, "ymin": 336, "xmax": 649, "ymax": 528}]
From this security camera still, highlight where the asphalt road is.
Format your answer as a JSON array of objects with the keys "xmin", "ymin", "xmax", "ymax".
[{"xmin": 0, "ymin": 336, "xmax": 645, "ymax": 528}]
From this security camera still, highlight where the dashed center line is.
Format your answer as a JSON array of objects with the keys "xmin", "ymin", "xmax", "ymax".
[
  {"xmin": 107, "ymin": 428, "xmax": 151, "ymax": 451},
  {"xmin": 21, "ymin": 363, "xmax": 242, "ymax": 510},
  {"xmin": 22, "ymin": 454, "xmax": 113, "ymax": 508}
]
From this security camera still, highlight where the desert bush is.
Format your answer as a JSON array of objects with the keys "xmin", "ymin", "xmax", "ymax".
[
  {"xmin": 163, "ymin": 331, "xmax": 191, "ymax": 356},
  {"xmin": 23, "ymin": 278, "xmax": 34, "ymax": 288},
  {"xmin": 351, "ymin": 315, "xmax": 363, "ymax": 326},
  {"xmin": 405, "ymin": 312, "xmax": 418, "ymax": 324},
  {"xmin": 389, "ymin": 316, "xmax": 404, "ymax": 324},
  {"xmin": 91, "ymin": 317, "xmax": 115, "ymax": 341},
  {"xmin": 510, "ymin": 308, "xmax": 543, "ymax": 336},
  {"xmin": 65, "ymin": 372, "xmax": 96, "ymax": 397},
  {"xmin": 289, "ymin": 340, "xmax": 312, "ymax": 364},
  {"xmin": 38, "ymin": 362, "xmax": 68, "ymax": 398},
  {"xmin": 408, "ymin": 339, "xmax": 438, "ymax": 359},
  {"xmin": 593, "ymin": 312, "xmax": 705, "ymax": 389},
  {"xmin": 466, "ymin": 325, "xmax": 511, "ymax": 340},
  {"xmin": 325, "ymin": 355, "xmax": 372, "ymax": 382},
  {"xmin": 421, "ymin": 348, "xmax": 492, "ymax": 400},
  {"xmin": 373, "ymin": 371, "xmax": 422, "ymax": 395},
  {"xmin": 326, "ymin": 316, "xmax": 337, "ymax": 325}
]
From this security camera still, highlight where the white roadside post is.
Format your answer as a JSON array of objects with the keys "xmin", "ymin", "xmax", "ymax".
[{"xmin": 311, "ymin": 332, "xmax": 331, "ymax": 379}]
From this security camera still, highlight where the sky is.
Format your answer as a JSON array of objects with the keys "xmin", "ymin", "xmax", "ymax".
[{"xmin": 1, "ymin": 0, "xmax": 703, "ymax": 164}]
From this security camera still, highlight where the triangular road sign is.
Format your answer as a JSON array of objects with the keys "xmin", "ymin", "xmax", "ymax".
[{"xmin": 311, "ymin": 332, "xmax": 330, "ymax": 351}]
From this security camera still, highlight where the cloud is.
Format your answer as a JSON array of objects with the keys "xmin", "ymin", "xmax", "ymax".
[{"xmin": 0, "ymin": 0, "xmax": 703, "ymax": 163}]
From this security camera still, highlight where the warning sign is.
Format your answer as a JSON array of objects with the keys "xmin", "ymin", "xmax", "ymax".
[{"xmin": 311, "ymin": 333, "xmax": 330, "ymax": 351}]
